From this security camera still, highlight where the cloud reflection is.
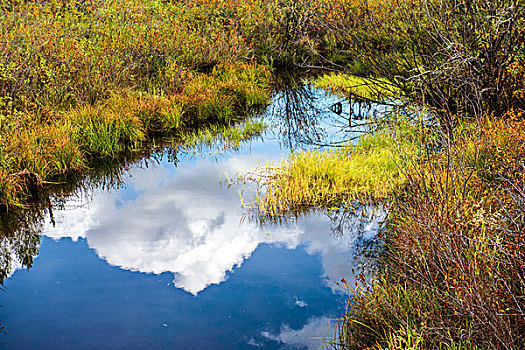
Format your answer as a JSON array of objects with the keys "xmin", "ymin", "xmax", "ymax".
[
  {"xmin": 259, "ymin": 316, "xmax": 335, "ymax": 349},
  {"xmin": 43, "ymin": 151, "xmax": 369, "ymax": 295}
]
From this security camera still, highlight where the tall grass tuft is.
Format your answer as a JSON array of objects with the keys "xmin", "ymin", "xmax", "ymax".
[
  {"xmin": 249, "ymin": 123, "xmax": 420, "ymax": 217},
  {"xmin": 70, "ymin": 104, "xmax": 145, "ymax": 158}
]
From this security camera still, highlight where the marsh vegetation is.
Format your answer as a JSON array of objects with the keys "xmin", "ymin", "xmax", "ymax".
[{"xmin": 1, "ymin": 0, "xmax": 525, "ymax": 349}]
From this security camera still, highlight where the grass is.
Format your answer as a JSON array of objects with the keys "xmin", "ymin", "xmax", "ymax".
[
  {"xmin": 179, "ymin": 118, "xmax": 267, "ymax": 149},
  {"xmin": 0, "ymin": 62, "xmax": 271, "ymax": 207},
  {"xmin": 0, "ymin": 0, "xmax": 350, "ymax": 208},
  {"xmin": 247, "ymin": 122, "xmax": 421, "ymax": 217},
  {"xmin": 333, "ymin": 113, "xmax": 525, "ymax": 349},
  {"xmin": 0, "ymin": 0, "xmax": 414, "ymax": 207},
  {"xmin": 313, "ymin": 73, "xmax": 400, "ymax": 100}
]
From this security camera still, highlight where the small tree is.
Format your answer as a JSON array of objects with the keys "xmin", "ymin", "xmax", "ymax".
[{"xmin": 322, "ymin": 0, "xmax": 525, "ymax": 130}]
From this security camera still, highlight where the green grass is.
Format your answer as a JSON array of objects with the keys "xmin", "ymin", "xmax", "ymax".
[
  {"xmin": 248, "ymin": 123, "xmax": 420, "ymax": 217},
  {"xmin": 313, "ymin": 73, "xmax": 400, "ymax": 100},
  {"xmin": 179, "ymin": 118, "xmax": 267, "ymax": 149},
  {"xmin": 69, "ymin": 103, "xmax": 145, "ymax": 157}
]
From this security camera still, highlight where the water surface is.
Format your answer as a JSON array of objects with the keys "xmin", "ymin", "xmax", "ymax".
[{"xmin": 0, "ymin": 86, "xmax": 382, "ymax": 349}]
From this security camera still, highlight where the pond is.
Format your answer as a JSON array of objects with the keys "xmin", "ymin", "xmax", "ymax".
[{"xmin": 0, "ymin": 84, "xmax": 383, "ymax": 349}]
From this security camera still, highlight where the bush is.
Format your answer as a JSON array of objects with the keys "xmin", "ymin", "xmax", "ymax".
[
  {"xmin": 338, "ymin": 113, "xmax": 525, "ymax": 349},
  {"xmin": 326, "ymin": 0, "xmax": 525, "ymax": 130}
]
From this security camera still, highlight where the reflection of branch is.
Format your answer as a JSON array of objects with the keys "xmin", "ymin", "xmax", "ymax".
[
  {"xmin": 268, "ymin": 75, "xmax": 390, "ymax": 149},
  {"xmin": 326, "ymin": 202, "xmax": 383, "ymax": 237},
  {"xmin": 326, "ymin": 202, "xmax": 387, "ymax": 276},
  {"xmin": 0, "ymin": 203, "xmax": 46, "ymax": 283},
  {"xmin": 269, "ymin": 83, "xmax": 327, "ymax": 149}
]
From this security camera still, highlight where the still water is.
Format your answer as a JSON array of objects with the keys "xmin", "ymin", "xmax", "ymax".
[{"xmin": 0, "ymin": 86, "xmax": 383, "ymax": 349}]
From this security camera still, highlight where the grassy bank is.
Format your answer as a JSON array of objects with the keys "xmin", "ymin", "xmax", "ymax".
[
  {"xmin": 330, "ymin": 0, "xmax": 525, "ymax": 345},
  {"xmin": 337, "ymin": 114, "xmax": 525, "ymax": 349},
  {"xmin": 0, "ymin": 62, "xmax": 271, "ymax": 207}
]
